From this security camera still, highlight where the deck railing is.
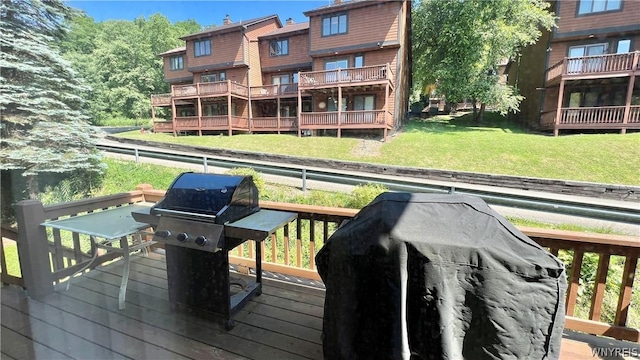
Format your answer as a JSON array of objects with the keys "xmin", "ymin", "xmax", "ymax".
[
  {"xmin": 252, "ymin": 117, "xmax": 297, "ymax": 130},
  {"xmin": 546, "ymin": 51, "xmax": 640, "ymax": 82},
  {"xmin": 560, "ymin": 106, "xmax": 627, "ymax": 125},
  {"xmin": 340, "ymin": 110, "xmax": 385, "ymax": 125},
  {"xmin": 299, "ymin": 110, "xmax": 388, "ymax": 127},
  {"xmin": 250, "ymin": 84, "xmax": 299, "ymax": 98},
  {"xmin": 7, "ymin": 185, "xmax": 639, "ymax": 342},
  {"xmin": 171, "ymin": 81, "xmax": 249, "ymax": 98},
  {"xmin": 151, "ymin": 93, "xmax": 172, "ymax": 106},
  {"xmin": 152, "ymin": 121, "xmax": 174, "ymax": 132},
  {"xmin": 299, "ymin": 112, "xmax": 338, "ymax": 126},
  {"xmin": 299, "ymin": 64, "xmax": 393, "ymax": 87}
]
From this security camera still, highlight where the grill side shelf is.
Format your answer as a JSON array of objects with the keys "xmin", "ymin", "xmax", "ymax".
[{"xmin": 224, "ymin": 210, "xmax": 297, "ymax": 244}]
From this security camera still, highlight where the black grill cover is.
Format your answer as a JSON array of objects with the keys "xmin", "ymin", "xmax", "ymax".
[{"xmin": 316, "ymin": 193, "xmax": 566, "ymax": 360}]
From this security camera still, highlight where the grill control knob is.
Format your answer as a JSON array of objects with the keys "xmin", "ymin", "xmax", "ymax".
[
  {"xmin": 154, "ymin": 230, "xmax": 171, "ymax": 239},
  {"xmin": 176, "ymin": 233, "xmax": 189, "ymax": 242},
  {"xmin": 195, "ymin": 236, "xmax": 208, "ymax": 246}
]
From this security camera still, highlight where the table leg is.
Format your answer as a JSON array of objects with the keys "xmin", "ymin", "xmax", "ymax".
[{"xmin": 118, "ymin": 236, "xmax": 130, "ymax": 310}]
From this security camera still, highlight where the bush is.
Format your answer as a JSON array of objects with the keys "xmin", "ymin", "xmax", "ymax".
[
  {"xmin": 346, "ymin": 183, "xmax": 388, "ymax": 209},
  {"xmin": 225, "ymin": 167, "xmax": 267, "ymax": 196}
]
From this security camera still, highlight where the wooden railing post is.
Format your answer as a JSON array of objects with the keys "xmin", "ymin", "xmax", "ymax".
[{"xmin": 15, "ymin": 200, "xmax": 53, "ymax": 298}]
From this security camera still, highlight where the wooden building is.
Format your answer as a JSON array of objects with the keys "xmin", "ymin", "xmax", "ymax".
[
  {"xmin": 150, "ymin": 0, "xmax": 412, "ymax": 141},
  {"xmin": 510, "ymin": 0, "xmax": 640, "ymax": 135}
]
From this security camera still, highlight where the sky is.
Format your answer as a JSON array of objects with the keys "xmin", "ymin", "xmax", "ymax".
[{"xmin": 66, "ymin": 0, "xmax": 332, "ymax": 27}]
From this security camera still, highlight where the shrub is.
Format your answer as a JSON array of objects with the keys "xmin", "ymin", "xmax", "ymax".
[
  {"xmin": 225, "ymin": 167, "xmax": 267, "ymax": 196},
  {"xmin": 346, "ymin": 183, "xmax": 388, "ymax": 209}
]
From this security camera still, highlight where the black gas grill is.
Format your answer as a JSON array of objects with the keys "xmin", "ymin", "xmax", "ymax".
[{"xmin": 132, "ymin": 172, "xmax": 296, "ymax": 330}]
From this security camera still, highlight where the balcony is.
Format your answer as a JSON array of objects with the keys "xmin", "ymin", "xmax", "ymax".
[
  {"xmin": 546, "ymin": 51, "xmax": 640, "ymax": 83},
  {"xmin": 251, "ymin": 116, "xmax": 297, "ymax": 132},
  {"xmin": 299, "ymin": 110, "xmax": 390, "ymax": 129},
  {"xmin": 150, "ymin": 93, "xmax": 172, "ymax": 106},
  {"xmin": 171, "ymin": 80, "xmax": 249, "ymax": 99},
  {"xmin": 250, "ymin": 83, "xmax": 301, "ymax": 98},
  {"xmin": 299, "ymin": 64, "xmax": 394, "ymax": 90},
  {"xmin": 3, "ymin": 186, "xmax": 639, "ymax": 358},
  {"xmin": 540, "ymin": 106, "xmax": 640, "ymax": 132}
]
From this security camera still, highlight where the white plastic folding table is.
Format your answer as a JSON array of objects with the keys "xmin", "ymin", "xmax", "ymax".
[{"xmin": 41, "ymin": 203, "xmax": 156, "ymax": 310}]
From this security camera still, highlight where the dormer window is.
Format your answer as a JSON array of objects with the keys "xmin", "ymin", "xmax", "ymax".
[
  {"xmin": 322, "ymin": 13, "xmax": 347, "ymax": 36},
  {"xmin": 194, "ymin": 39, "xmax": 211, "ymax": 57},
  {"xmin": 270, "ymin": 39, "xmax": 289, "ymax": 56}
]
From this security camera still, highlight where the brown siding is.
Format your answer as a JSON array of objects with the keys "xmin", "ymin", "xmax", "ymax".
[
  {"xmin": 508, "ymin": 28, "xmax": 550, "ymax": 129},
  {"xmin": 244, "ymin": 19, "xmax": 281, "ymax": 87},
  {"xmin": 260, "ymin": 32, "xmax": 312, "ymax": 70},
  {"xmin": 163, "ymin": 53, "xmax": 191, "ymax": 81},
  {"xmin": 194, "ymin": 67, "xmax": 247, "ymax": 85},
  {"xmin": 186, "ymin": 31, "xmax": 244, "ymax": 69},
  {"xmin": 245, "ymin": 18, "xmax": 281, "ymax": 39},
  {"xmin": 248, "ymin": 40, "xmax": 263, "ymax": 87},
  {"xmin": 555, "ymin": 0, "xmax": 640, "ymax": 35},
  {"xmin": 309, "ymin": 2, "xmax": 401, "ymax": 53},
  {"xmin": 312, "ymin": 48, "xmax": 397, "ymax": 70},
  {"xmin": 548, "ymin": 34, "xmax": 640, "ymax": 66}
]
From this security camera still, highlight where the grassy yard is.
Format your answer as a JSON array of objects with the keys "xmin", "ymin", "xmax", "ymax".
[{"xmin": 114, "ymin": 112, "xmax": 640, "ymax": 186}]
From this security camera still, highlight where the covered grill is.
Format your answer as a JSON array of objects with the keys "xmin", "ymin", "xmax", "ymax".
[
  {"xmin": 133, "ymin": 172, "xmax": 296, "ymax": 330},
  {"xmin": 316, "ymin": 192, "xmax": 566, "ymax": 359}
]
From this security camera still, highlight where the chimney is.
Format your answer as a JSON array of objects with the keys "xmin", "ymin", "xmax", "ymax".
[
  {"xmin": 223, "ymin": 14, "xmax": 232, "ymax": 25},
  {"xmin": 286, "ymin": 18, "xmax": 295, "ymax": 26},
  {"xmin": 333, "ymin": 0, "xmax": 342, "ymax": 4}
]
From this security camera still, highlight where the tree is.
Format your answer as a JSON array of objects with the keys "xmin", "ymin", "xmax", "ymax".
[
  {"xmin": 59, "ymin": 13, "xmax": 202, "ymax": 121},
  {"xmin": 412, "ymin": 0, "xmax": 556, "ymax": 121},
  {"xmin": 0, "ymin": 0, "xmax": 103, "ymax": 219}
]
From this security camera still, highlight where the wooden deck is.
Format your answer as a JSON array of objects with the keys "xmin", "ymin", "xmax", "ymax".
[{"xmin": 2, "ymin": 252, "xmax": 638, "ymax": 360}]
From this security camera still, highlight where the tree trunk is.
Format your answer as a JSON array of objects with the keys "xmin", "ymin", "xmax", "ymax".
[
  {"xmin": 26, "ymin": 174, "xmax": 39, "ymax": 200},
  {"xmin": 479, "ymin": 103, "xmax": 486, "ymax": 123},
  {"xmin": 472, "ymin": 99, "xmax": 479, "ymax": 122}
]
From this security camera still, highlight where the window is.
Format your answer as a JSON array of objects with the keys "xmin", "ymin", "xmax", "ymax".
[
  {"xmin": 201, "ymin": 71, "xmax": 226, "ymax": 83},
  {"xmin": 578, "ymin": 0, "xmax": 621, "ymax": 14},
  {"xmin": 327, "ymin": 96, "xmax": 347, "ymax": 111},
  {"xmin": 325, "ymin": 59, "xmax": 349, "ymax": 82},
  {"xmin": 354, "ymin": 55, "xmax": 364, "ymax": 68},
  {"xmin": 353, "ymin": 95, "xmax": 375, "ymax": 110},
  {"xmin": 568, "ymin": 43, "xmax": 607, "ymax": 72},
  {"xmin": 272, "ymin": 74, "xmax": 290, "ymax": 85},
  {"xmin": 270, "ymin": 39, "xmax": 289, "ymax": 56},
  {"xmin": 616, "ymin": 39, "xmax": 631, "ymax": 54},
  {"xmin": 194, "ymin": 39, "xmax": 211, "ymax": 57},
  {"xmin": 322, "ymin": 14, "xmax": 347, "ymax": 36},
  {"xmin": 170, "ymin": 55, "xmax": 183, "ymax": 71},
  {"xmin": 203, "ymin": 103, "xmax": 228, "ymax": 116}
]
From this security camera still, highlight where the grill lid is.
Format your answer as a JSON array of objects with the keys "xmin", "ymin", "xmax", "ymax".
[{"xmin": 151, "ymin": 172, "xmax": 259, "ymax": 223}]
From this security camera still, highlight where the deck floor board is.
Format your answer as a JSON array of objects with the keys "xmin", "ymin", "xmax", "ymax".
[{"xmin": 2, "ymin": 252, "xmax": 637, "ymax": 360}]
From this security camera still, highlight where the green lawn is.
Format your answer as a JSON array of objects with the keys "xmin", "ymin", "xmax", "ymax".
[{"xmin": 114, "ymin": 112, "xmax": 640, "ymax": 186}]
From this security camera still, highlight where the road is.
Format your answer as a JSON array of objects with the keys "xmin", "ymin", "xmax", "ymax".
[{"xmin": 99, "ymin": 140, "xmax": 640, "ymax": 237}]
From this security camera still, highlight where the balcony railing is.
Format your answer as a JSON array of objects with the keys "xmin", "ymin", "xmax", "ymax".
[
  {"xmin": 299, "ymin": 110, "xmax": 388, "ymax": 127},
  {"xmin": 152, "ymin": 120, "xmax": 173, "ymax": 132},
  {"xmin": 299, "ymin": 64, "xmax": 394, "ymax": 88},
  {"xmin": 546, "ymin": 51, "xmax": 640, "ymax": 82},
  {"xmin": 540, "ymin": 106, "xmax": 640, "ymax": 131},
  {"xmin": 8, "ymin": 185, "xmax": 640, "ymax": 342},
  {"xmin": 250, "ymin": 83, "xmax": 299, "ymax": 98},
  {"xmin": 252, "ymin": 117, "xmax": 297, "ymax": 131},
  {"xmin": 151, "ymin": 93, "xmax": 171, "ymax": 106},
  {"xmin": 341, "ymin": 110, "xmax": 385, "ymax": 125},
  {"xmin": 171, "ymin": 80, "xmax": 249, "ymax": 98},
  {"xmin": 560, "ymin": 106, "xmax": 627, "ymax": 125}
]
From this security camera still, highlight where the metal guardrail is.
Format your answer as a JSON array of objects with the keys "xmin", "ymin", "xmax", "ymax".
[{"xmin": 97, "ymin": 144, "xmax": 640, "ymax": 225}]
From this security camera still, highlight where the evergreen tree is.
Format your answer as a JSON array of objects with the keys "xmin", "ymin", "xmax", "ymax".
[{"xmin": 0, "ymin": 0, "xmax": 103, "ymax": 219}]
